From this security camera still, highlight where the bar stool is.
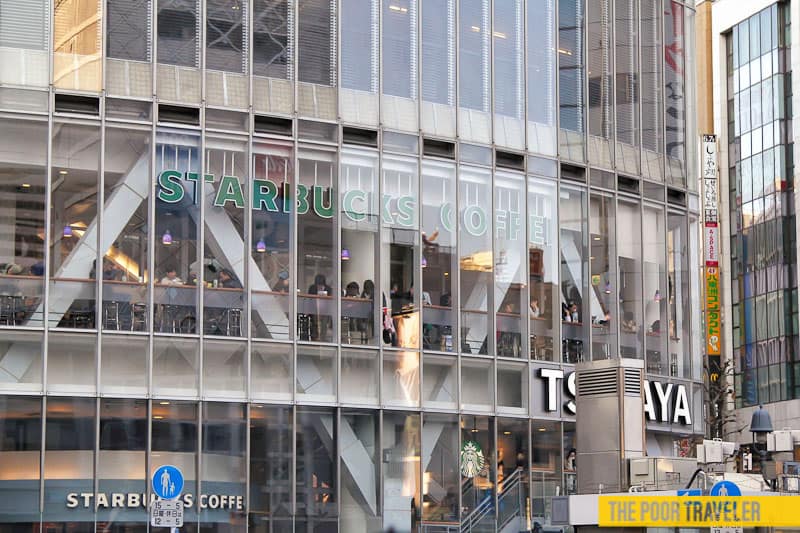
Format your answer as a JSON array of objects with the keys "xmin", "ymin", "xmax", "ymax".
[
  {"xmin": 298, "ymin": 314, "xmax": 311, "ymax": 340},
  {"xmin": 104, "ymin": 301, "xmax": 121, "ymax": 330},
  {"xmin": 226, "ymin": 308, "xmax": 243, "ymax": 336},
  {"xmin": 0, "ymin": 296, "xmax": 15, "ymax": 325},
  {"xmin": 130, "ymin": 303, "xmax": 147, "ymax": 331}
]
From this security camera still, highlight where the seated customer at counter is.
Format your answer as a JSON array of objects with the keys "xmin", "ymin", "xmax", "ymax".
[
  {"xmin": 160, "ymin": 268, "xmax": 184, "ymax": 286},
  {"xmin": 218, "ymin": 269, "xmax": 242, "ymax": 289}
]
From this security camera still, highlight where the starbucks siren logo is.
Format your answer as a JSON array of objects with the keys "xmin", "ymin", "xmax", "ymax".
[{"xmin": 460, "ymin": 440, "xmax": 485, "ymax": 478}]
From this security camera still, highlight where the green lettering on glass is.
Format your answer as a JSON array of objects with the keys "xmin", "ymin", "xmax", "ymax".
[
  {"xmin": 184, "ymin": 172, "xmax": 201, "ymax": 204},
  {"xmin": 282, "ymin": 182, "xmax": 293, "ymax": 213},
  {"xmin": 342, "ymin": 190, "xmax": 367, "ymax": 222},
  {"xmin": 157, "ymin": 170, "xmax": 184, "ymax": 203},
  {"xmin": 463, "ymin": 205, "xmax": 487, "ymax": 236},
  {"xmin": 381, "ymin": 194, "xmax": 394, "ymax": 224},
  {"xmin": 253, "ymin": 179, "xmax": 279, "ymax": 212},
  {"xmin": 214, "ymin": 176, "xmax": 245, "ymax": 208},
  {"xmin": 529, "ymin": 214, "xmax": 546, "ymax": 246},
  {"xmin": 440, "ymin": 202, "xmax": 454, "ymax": 233},
  {"xmin": 313, "ymin": 185, "xmax": 334, "ymax": 218},
  {"xmin": 396, "ymin": 196, "xmax": 415, "ymax": 227},
  {"xmin": 296, "ymin": 184, "xmax": 309, "ymax": 215}
]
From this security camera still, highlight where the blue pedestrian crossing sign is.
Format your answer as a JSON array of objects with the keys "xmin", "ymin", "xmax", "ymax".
[
  {"xmin": 152, "ymin": 465, "xmax": 184, "ymax": 500},
  {"xmin": 710, "ymin": 480, "xmax": 741, "ymax": 497}
]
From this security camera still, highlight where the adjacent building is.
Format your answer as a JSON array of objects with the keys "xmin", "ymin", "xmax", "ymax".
[
  {"xmin": 0, "ymin": 0, "xmax": 701, "ymax": 531},
  {"xmin": 707, "ymin": 0, "xmax": 800, "ymax": 456}
]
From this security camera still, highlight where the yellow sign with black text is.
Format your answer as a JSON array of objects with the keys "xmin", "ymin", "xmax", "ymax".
[{"xmin": 598, "ymin": 496, "xmax": 800, "ymax": 527}]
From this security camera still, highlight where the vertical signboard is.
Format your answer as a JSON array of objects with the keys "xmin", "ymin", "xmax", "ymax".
[{"xmin": 702, "ymin": 135, "xmax": 722, "ymax": 387}]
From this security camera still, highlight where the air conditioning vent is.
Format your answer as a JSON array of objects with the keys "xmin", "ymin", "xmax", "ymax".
[
  {"xmin": 254, "ymin": 114, "xmax": 293, "ymax": 136},
  {"xmin": 618, "ymin": 175, "xmax": 640, "ymax": 194},
  {"xmin": 667, "ymin": 187, "xmax": 687, "ymax": 206},
  {"xmin": 495, "ymin": 149, "xmax": 525, "ymax": 171},
  {"xmin": 624, "ymin": 368, "xmax": 642, "ymax": 395},
  {"xmin": 577, "ymin": 368, "xmax": 618, "ymax": 396},
  {"xmin": 158, "ymin": 104, "xmax": 199, "ymax": 126},
  {"xmin": 423, "ymin": 138, "xmax": 455, "ymax": 159},
  {"xmin": 342, "ymin": 126, "xmax": 378, "ymax": 147},
  {"xmin": 54, "ymin": 94, "xmax": 99, "ymax": 115}
]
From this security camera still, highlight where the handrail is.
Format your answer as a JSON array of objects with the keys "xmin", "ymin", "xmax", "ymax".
[{"xmin": 460, "ymin": 468, "xmax": 525, "ymax": 532}]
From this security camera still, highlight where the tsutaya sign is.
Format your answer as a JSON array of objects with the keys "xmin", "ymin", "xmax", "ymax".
[
  {"xmin": 537, "ymin": 369, "xmax": 692, "ymax": 426},
  {"xmin": 157, "ymin": 170, "xmax": 539, "ymax": 241}
]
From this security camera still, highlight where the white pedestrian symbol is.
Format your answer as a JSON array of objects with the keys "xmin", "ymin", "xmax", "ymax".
[
  {"xmin": 718, "ymin": 484, "xmax": 728, "ymax": 496},
  {"xmin": 161, "ymin": 469, "xmax": 172, "ymax": 497}
]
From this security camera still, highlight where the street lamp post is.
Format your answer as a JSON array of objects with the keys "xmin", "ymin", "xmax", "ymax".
[{"xmin": 749, "ymin": 404, "xmax": 774, "ymax": 489}]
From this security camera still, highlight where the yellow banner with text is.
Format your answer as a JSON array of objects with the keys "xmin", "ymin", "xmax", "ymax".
[{"xmin": 598, "ymin": 496, "xmax": 800, "ymax": 527}]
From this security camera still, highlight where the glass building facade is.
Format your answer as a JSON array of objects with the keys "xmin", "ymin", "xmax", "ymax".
[
  {"xmin": 727, "ymin": 2, "xmax": 800, "ymax": 408},
  {"xmin": 0, "ymin": 0, "xmax": 701, "ymax": 531}
]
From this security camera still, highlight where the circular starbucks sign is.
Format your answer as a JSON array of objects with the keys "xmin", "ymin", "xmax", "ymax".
[{"xmin": 460, "ymin": 440, "xmax": 486, "ymax": 478}]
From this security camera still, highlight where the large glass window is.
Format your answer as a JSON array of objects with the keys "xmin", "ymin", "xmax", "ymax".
[
  {"xmin": 106, "ymin": 0, "xmax": 152, "ymax": 97},
  {"xmin": 497, "ymin": 418, "xmax": 528, "ymax": 524},
  {"xmin": 203, "ymin": 136, "xmax": 247, "ymax": 338},
  {"xmin": 643, "ymin": 204, "xmax": 668, "ymax": 374},
  {"xmin": 460, "ymin": 416, "xmax": 494, "ymax": 525},
  {"xmin": 668, "ymin": 212, "xmax": 691, "ymax": 377},
  {"xmin": 250, "ymin": 342, "xmax": 292, "ymax": 401},
  {"xmin": 0, "ymin": 0, "xmax": 49, "ymax": 87},
  {"xmin": 340, "ymin": 147, "xmax": 379, "ymax": 346},
  {"xmin": 53, "ymin": 0, "xmax": 102, "ymax": 91},
  {"xmin": 459, "ymin": 0, "xmax": 491, "ymax": 142},
  {"xmin": 154, "ymin": 129, "xmax": 200, "ymax": 335},
  {"xmin": 203, "ymin": 340, "xmax": 246, "ymax": 398},
  {"xmin": 296, "ymin": 407, "xmax": 337, "ymax": 530},
  {"xmin": 459, "ymin": 166, "xmax": 492, "ymax": 355},
  {"xmin": 528, "ymin": 175, "xmax": 558, "ymax": 361},
  {"xmin": 382, "ymin": 0, "xmax": 417, "ymax": 99},
  {"xmin": 0, "ymin": 117, "xmax": 46, "ymax": 328},
  {"xmin": 297, "ymin": 0, "xmax": 335, "ymax": 86},
  {"xmin": 559, "ymin": 185, "xmax": 588, "ymax": 363},
  {"xmin": 296, "ymin": 345, "xmax": 337, "ymax": 402},
  {"xmin": 530, "ymin": 421, "xmax": 560, "ymax": 519},
  {"xmin": 618, "ymin": 200, "xmax": 643, "ymax": 359},
  {"xmin": 43, "ymin": 397, "xmax": 95, "ymax": 530},
  {"xmin": 249, "ymin": 404, "xmax": 292, "ymax": 533},
  {"xmin": 206, "ymin": 0, "xmax": 246, "ymax": 73},
  {"xmin": 526, "ymin": 0, "xmax": 557, "ymax": 155},
  {"xmin": 201, "ymin": 402, "xmax": 247, "ymax": 533},
  {"xmin": 0, "ymin": 331, "xmax": 43, "ymax": 391},
  {"xmin": 340, "ymin": 410, "xmax": 381, "ymax": 531},
  {"xmin": 587, "ymin": 0, "xmax": 613, "ymax": 167},
  {"xmin": 421, "ymin": 0, "xmax": 456, "ymax": 136},
  {"xmin": 102, "ymin": 125, "xmax": 150, "ymax": 333},
  {"xmin": 589, "ymin": 193, "xmax": 616, "ymax": 359},
  {"xmin": 421, "ymin": 160, "xmax": 457, "ymax": 352},
  {"xmin": 341, "ymin": 349, "xmax": 379, "ymax": 405},
  {"xmin": 664, "ymin": 1, "xmax": 686, "ymax": 184},
  {"xmin": 100, "ymin": 334, "xmax": 148, "ymax": 395},
  {"xmin": 152, "ymin": 337, "xmax": 199, "ymax": 397},
  {"xmin": 251, "ymin": 141, "xmax": 293, "ymax": 340},
  {"xmin": 493, "ymin": 0, "xmax": 524, "ymax": 149},
  {"xmin": 382, "ymin": 412, "xmax": 421, "ymax": 532},
  {"xmin": 615, "ymin": 0, "xmax": 640, "ymax": 174},
  {"xmin": 50, "ymin": 122, "xmax": 100, "ymax": 330},
  {"xmin": 341, "ymin": 0, "xmax": 377, "ymax": 92},
  {"xmin": 495, "ymin": 170, "xmax": 526, "ymax": 358},
  {"xmin": 157, "ymin": 0, "xmax": 200, "ymax": 68},
  {"xmin": 47, "ymin": 332, "xmax": 96, "ymax": 394},
  {"xmin": 253, "ymin": 0, "xmax": 290, "ymax": 79},
  {"xmin": 151, "ymin": 401, "xmax": 199, "ymax": 527},
  {"xmin": 641, "ymin": 0, "xmax": 664, "ymax": 179},
  {"xmin": 0, "ymin": 396, "xmax": 41, "ymax": 529},
  {"xmin": 422, "ymin": 413, "xmax": 459, "ymax": 523},
  {"xmin": 98, "ymin": 398, "xmax": 148, "ymax": 531},
  {"xmin": 297, "ymin": 148, "xmax": 337, "ymax": 343},
  {"xmin": 382, "ymin": 154, "xmax": 420, "ymax": 350},
  {"xmin": 558, "ymin": 0, "xmax": 585, "ymax": 161}
]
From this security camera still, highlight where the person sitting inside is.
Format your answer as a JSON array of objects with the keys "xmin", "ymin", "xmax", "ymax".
[
  {"xmin": 308, "ymin": 274, "xmax": 332, "ymax": 295},
  {"xmin": 273, "ymin": 270, "xmax": 290, "ymax": 292},
  {"xmin": 345, "ymin": 281, "xmax": 360, "ymax": 297},
  {"xmin": 621, "ymin": 311, "xmax": 638, "ymax": 333},
  {"xmin": 160, "ymin": 268, "xmax": 183, "ymax": 286},
  {"xmin": 218, "ymin": 269, "xmax": 242, "ymax": 288}
]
